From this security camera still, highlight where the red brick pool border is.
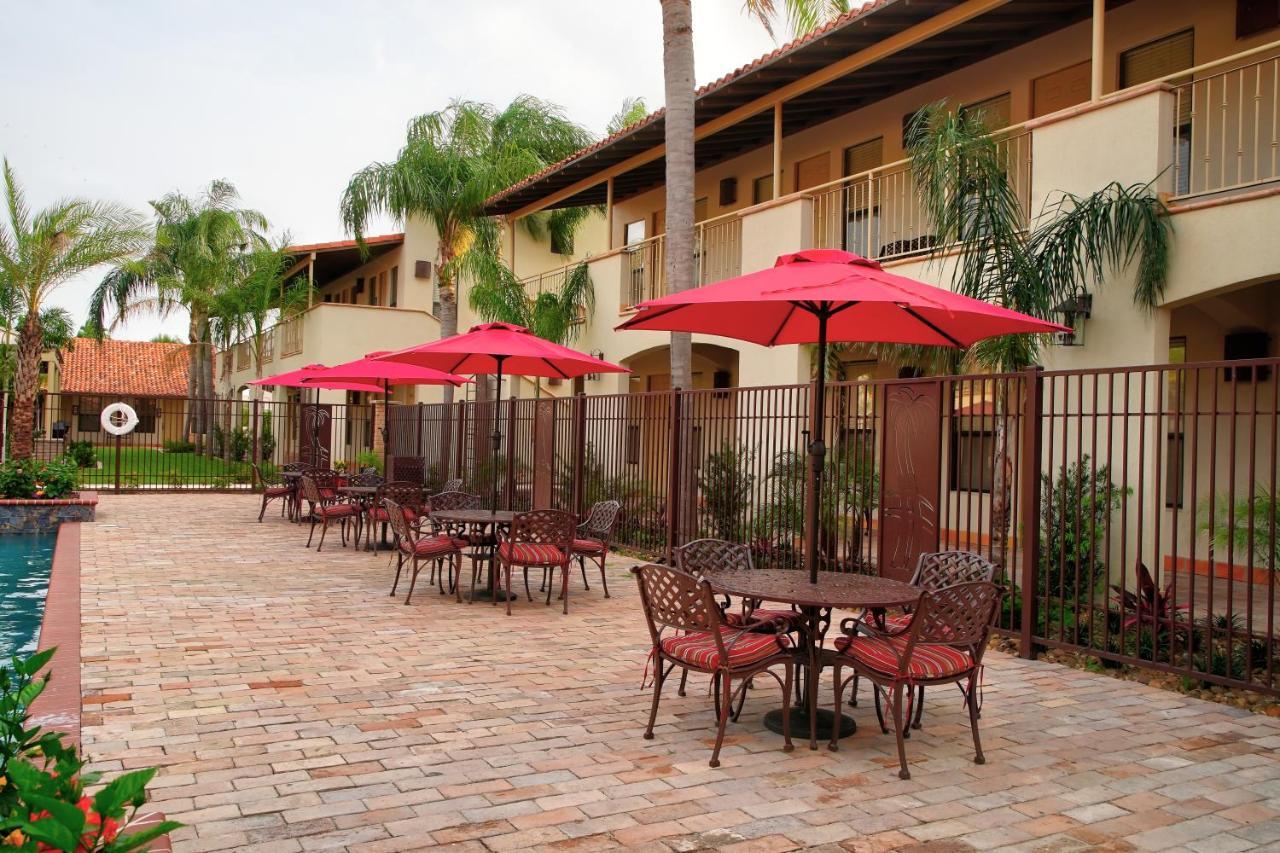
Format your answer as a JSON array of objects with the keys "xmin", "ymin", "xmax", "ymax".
[{"xmin": 28, "ymin": 521, "xmax": 82, "ymax": 744}]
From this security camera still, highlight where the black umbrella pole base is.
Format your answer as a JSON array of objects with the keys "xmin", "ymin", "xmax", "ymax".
[{"xmin": 763, "ymin": 707, "xmax": 856, "ymax": 741}]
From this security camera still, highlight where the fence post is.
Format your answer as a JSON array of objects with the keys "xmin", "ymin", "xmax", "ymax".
[
  {"xmin": 415, "ymin": 401, "xmax": 424, "ymax": 461},
  {"xmin": 665, "ymin": 388, "xmax": 683, "ymax": 564},
  {"xmin": 250, "ymin": 398, "xmax": 261, "ymax": 489},
  {"xmin": 571, "ymin": 393, "xmax": 586, "ymax": 517},
  {"xmin": 504, "ymin": 396, "xmax": 517, "ymax": 510},
  {"xmin": 453, "ymin": 401, "xmax": 467, "ymax": 482},
  {"xmin": 1018, "ymin": 366, "xmax": 1044, "ymax": 660},
  {"xmin": 113, "ymin": 432, "xmax": 122, "ymax": 494}
]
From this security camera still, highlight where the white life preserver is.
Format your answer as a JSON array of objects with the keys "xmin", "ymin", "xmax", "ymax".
[{"xmin": 100, "ymin": 402, "xmax": 139, "ymax": 436}]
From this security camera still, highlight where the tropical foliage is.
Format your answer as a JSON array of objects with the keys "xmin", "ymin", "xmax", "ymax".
[
  {"xmin": 1198, "ymin": 487, "xmax": 1280, "ymax": 567},
  {"xmin": 0, "ymin": 160, "xmax": 148, "ymax": 459}
]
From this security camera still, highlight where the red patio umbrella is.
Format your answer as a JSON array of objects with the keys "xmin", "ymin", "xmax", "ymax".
[
  {"xmin": 618, "ymin": 249, "xmax": 1068, "ymax": 583},
  {"xmin": 249, "ymin": 364, "xmax": 385, "ymax": 395},
  {"xmin": 299, "ymin": 353, "xmax": 470, "ymax": 475},
  {"xmin": 375, "ymin": 323, "xmax": 628, "ymax": 509}
]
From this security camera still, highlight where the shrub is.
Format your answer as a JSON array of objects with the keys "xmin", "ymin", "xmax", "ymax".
[
  {"xmin": 698, "ymin": 441, "xmax": 755, "ymax": 540},
  {"xmin": 0, "ymin": 459, "xmax": 78, "ymax": 500},
  {"xmin": 66, "ymin": 440, "xmax": 97, "ymax": 469},
  {"xmin": 0, "ymin": 649, "xmax": 182, "ymax": 850},
  {"xmin": 1039, "ymin": 455, "xmax": 1126, "ymax": 602},
  {"xmin": 356, "ymin": 450, "xmax": 383, "ymax": 475},
  {"xmin": 259, "ymin": 411, "xmax": 275, "ymax": 462},
  {"xmin": 162, "ymin": 439, "xmax": 194, "ymax": 454},
  {"xmin": 1198, "ymin": 486, "xmax": 1280, "ymax": 568},
  {"xmin": 40, "ymin": 458, "xmax": 79, "ymax": 499},
  {"xmin": 0, "ymin": 461, "xmax": 38, "ymax": 499},
  {"xmin": 211, "ymin": 425, "xmax": 225, "ymax": 457},
  {"xmin": 229, "ymin": 427, "xmax": 250, "ymax": 463}
]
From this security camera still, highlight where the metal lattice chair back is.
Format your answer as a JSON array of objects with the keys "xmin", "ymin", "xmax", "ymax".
[
  {"xmin": 632, "ymin": 563, "xmax": 720, "ymax": 637},
  {"xmin": 912, "ymin": 581, "xmax": 1002, "ymax": 649},
  {"xmin": 349, "ymin": 471, "xmax": 385, "ymax": 487},
  {"xmin": 912, "ymin": 551, "xmax": 997, "ymax": 591},
  {"xmin": 376, "ymin": 480, "xmax": 425, "ymax": 509},
  {"xmin": 252, "ymin": 463, "xmax": 281, "ymax": 486},
  {"xmin": 676, "ymin": 538, "xmax": 753, "ymax": 578},
  {"xmin": 309, "ymin": 469, "xmax": 342, "ymax": 491},
  {"xmin": 282, "ymin": 462, "xmax": 311, "ymax": 473},
  {"xmin": 509, "ymin": 509, "xmax": 575, "ymax": 549},
  {"xmin": 381, "ymin": 497, "xmax": 416, "ymax": 544},
  {"xmin": 431, "ymin": 490, "xmax": 482, "ymax": 512},
  {"xmin": 390, "ymin": 456, "xmax": 426, "ymax": 485},
  {"xmin": 579, "ymin": 500, "xmax": 621, "ymax": 541},
  {"xmin": 443, "ymin": 478, "xmax": 463, "ymax": 492},
  {"xmin": 298, "ymin": 475, "xmax": 323, "ymax": 505}
]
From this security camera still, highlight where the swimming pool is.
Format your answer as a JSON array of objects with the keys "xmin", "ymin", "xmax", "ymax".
[{"xmin": 0, "ymin": 533, "xmax": 58, "ymax": 659}]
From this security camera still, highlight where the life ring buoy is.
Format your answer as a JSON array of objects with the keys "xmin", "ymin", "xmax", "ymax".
[{"xmin": 101, "ymin": 402, "xmax": 139, "ymax": 436}]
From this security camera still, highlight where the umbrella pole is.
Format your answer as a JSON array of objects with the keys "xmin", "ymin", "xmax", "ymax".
[
  {"xmin": 491, "ymin": 357, "xmax": 505, "ymax": 513},
  {"xmin": 383, "ymin": 379, "xmax": 390, "ymax": 479},
  {"xmin": 804, "ymin": 307, "xmax": 829, "ymax": 585}
]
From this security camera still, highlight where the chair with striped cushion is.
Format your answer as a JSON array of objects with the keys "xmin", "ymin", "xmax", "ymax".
[
  {"xmin": 569, "ymin": 500, "xmax": 621, "ymax": 598},
  {"xmin": 492, "ymin": 509, "xmax": 575, "ymax": 615},
  {"xmin": 842, "ymin": 550, "xmax": 996, "ymax": 726},
  {"xmin": 676, "ymin": 539, "xmax": 805, "ymax": 634},
  {"xmin": 829, "ymin": 581, "xmax": 1002, "ymax": 779},
  {"xmin": 631, "ymin": 564, "xmax": 794, "ymax": 768},
  {"xmin": 253, "ymin": 464, "xmax": 292, "ymax": 522},
  {"xmin": 359, "ymin": 481, "xmax": 425, "ymax": 550},
  {"xmin": 299, "ymin": 474, "xmax": 360, "ymax": 551},
  {"xmin": 383, "ymin": 497, "xmax": 460, "ymax": 604}
]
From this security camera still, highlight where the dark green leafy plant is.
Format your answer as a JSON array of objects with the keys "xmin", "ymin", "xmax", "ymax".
[
  {"xmin": 258, "ymin": 411, "xmax": 275, "ymax": 462},
  {"xmin": 1, "ymin": 649, "xmax": 181, "ymax": 851},
  {"xmin": 697, "ymin": 442, "xmax": 755, "ymax": 541},
  {"xmin": 356, "ymin": 451, "xmax": 383, "ymax": 475},
  {"xmin": 0, "ymin": 459, "xmax": 78, "ymax": 500},
  {"xmin": 161, "ymin": 440, "xmax": 194, "ymax": 454},
  {"xmin": 228, "ymin": 427, "xmax": 249, "ymax": 463},
  {"xmin": 1039, "ymin": 455, "xmax": 1126, "ymax": 602},
  {"xmin": 1197, "ymin": 487, "xmax": 1279, "ymax": 568},
  {"xmin": 65, "ymin": 442, "xmax": 96, "ymax": 470}
]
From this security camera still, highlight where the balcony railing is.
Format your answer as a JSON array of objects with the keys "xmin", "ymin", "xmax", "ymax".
[
  {"xmin": 621, "ymin": 214, "xmax": 743, "ymax": 310},
  {"xmin": 280, "ymin": 314, "xmax": 303, "ymax": 357},
  {"xmin": 234, "ymin": 341, "xmax": 250, "ymax": 371},
  {"xmin": 810, "ymin": 130, "xmax": 1032, "ymax": 262},
  {"xmin": 1172, "ymin": 49, "xmax": 1280, "ymax": 199}
]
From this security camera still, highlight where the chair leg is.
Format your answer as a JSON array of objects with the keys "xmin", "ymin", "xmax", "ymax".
[
  {"xmin": 891, "ymin": 682, "xmax": 910, "ymax": 780},
  {"xmin": 598, "ymin": 555, "xmax": 610, "ymax": 598},
  {"xmin": 504, "ymin": 563, "xmax": 514, "ymax": 616},
  {"xmin": 579, "ymin": 555, "xmax": 590, "ymax": 591},
  {"xmin": 912, "ymin": 685, "xmax": 925, "ymax": 730},
  {"xmin": 390, "ymin": 552, "xmax": 404, "ymax": 596},
  {"xmin": 874, "ymin": 684, "xmax": 887, "ymax": 734},
  {"xmin": 828, "ymin": 662, "xmax": 844, "ymax": 752},
  {"xmin": 523, "ymin": 566, "xmax": 532, "ymax": 602},
  {"xmin": 780, "ymin": 661, "xmax": 794, "ymax": 753},
  {"xmin": 710, "ymin": 671, "xmax": 733, "ymax": 768},
  {"xmin": 678, "ymin": 669, "xmax": 689, "ymax": 697},
  {"xmin": 848, "ymin": 673, "xmax": 859, "ymax": 707},
  {"xmin": 643, "ymin": 657, "xmax": 668, "ymax": 740},
  {"xmin": 560, "ymin": 560, "xmax": 570, "ymax": 615},
  {"xmin": 967, "ymin": 673, "xmax": 986, "ymax": 766},
  {"xmin": 405, "ymin": 556, "xmax": 420, "ymax": 605},
  {"xmin": 306, "ymin": 514, "xmax": 318, "ymax": 548},
  {"xmin": 259, "ymin": 496, "xmax": 268, "ymax": 522},
  {"xmin": 317, "ymin": 519, "xmax": 329, "ymax": 552},
  {"xmin": 468, "ymin": 557, "xmax": 481, "ymax": 604}
]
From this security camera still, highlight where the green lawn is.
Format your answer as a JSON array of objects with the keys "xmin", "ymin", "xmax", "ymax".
[{"xmin": 76, "ymin": 447, "xmax": 260, "ymax": 488}]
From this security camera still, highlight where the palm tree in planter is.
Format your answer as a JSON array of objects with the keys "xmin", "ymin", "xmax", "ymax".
[
  {"xmin": 904, "ymin": 102, "xmax": 1173, "ymax": 569},
  {"xmin": 90, "ymin": 180, "xmax": 268, "ymax": 454},
  {"xmin": 0, "ymin": 160, "xmax": 148, "ymax": 459},
  {"xmin": 339, "ymin": 96, "xmax": 593, "ymax": 405}
]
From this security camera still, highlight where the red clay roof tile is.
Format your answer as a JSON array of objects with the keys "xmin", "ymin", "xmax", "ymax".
[{"xmin": 59, "ymin": 338, "xmax": 191, "ymax": 398}]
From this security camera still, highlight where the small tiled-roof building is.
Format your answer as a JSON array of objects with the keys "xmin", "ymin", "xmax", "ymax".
[{"xmin": 47, "ymin": 338, "xmax": 192, "ymax": 443}]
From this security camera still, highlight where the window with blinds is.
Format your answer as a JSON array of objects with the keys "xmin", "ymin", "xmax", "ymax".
[
  {"xmin": 793, "ymin": 152, "xmax": 831, "ymax": 191},
  {"xmin": 752, "ymin": 174, "xmax": 773, "ymax": 204},
  {"xmin": 1119, "ymin": 29, "xmax": 1194, "ymax": 88},
  {"xmin": 959, "ymin": 93, "xmax": 1012, "ymax": 131},
  {"xmin": 843, "ymin": 137, "xmax": 883, "ymax": 177}
]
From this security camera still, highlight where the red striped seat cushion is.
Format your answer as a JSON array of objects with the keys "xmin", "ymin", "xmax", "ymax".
[
  {"xmin": 367, "ymin": 506, "xmax": 421, "ymax": 523},
  {"xmin": 399, "ymin": 535, "xmax": 457, "ymax": 558},
  {"xmin": 570, "ymin": 537, "xmax": 605, "ymax": 554},
  {"xmin": 834, "ymin": 634, "xmax": 971, "ymax": 680},
  {"xmin": 498, "ymin": 542, "xmax": 566, "ymax": 565},
  {"xmin": 263, "ymin": 486, "xmax": 292, "ymax": 497},
  {"xmin": 314, "ymin": 503, "xmax": 359, "ymax": 518},
  {"xmin": 661, "ymin": 627, "xmax": 792, "ymax": 670},
  {"xmin": 725, "ymin": 608, "xmax": 805, "ymax": 630}
]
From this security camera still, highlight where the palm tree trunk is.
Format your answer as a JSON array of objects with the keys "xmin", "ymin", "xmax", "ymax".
[
  {"xmin": 989, "ymin": 384, "xmax": 1015, "ymax": 570},
  {"xmin": 661, "ymin": 0, "xmax": 695, "ymax": 392},
  {"xmin": 10, "ymin": 312, "xmax": 43, "ymax": 460},
  {"xmin": 184, "ymin": 319, "xmax": 198, "ymax": 446},
  {"xmin": 438, "ymin": 243, "xmax": 459, "ymax": 407}
]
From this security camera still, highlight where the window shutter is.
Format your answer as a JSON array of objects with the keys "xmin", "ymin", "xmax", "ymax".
[
  {"xmin": 1120, "ymin": 29, "xmax": 1194, "ymax": 88},
  {"xmin": 960, "ymin": 93, "xmax": 1012, "ymax": 131},
  {"xmin": 843, "ymin": 137, "xmax": 883, "ymax": 177}
]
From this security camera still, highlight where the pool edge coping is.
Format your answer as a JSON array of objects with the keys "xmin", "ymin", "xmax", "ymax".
[{"xmin": 28, "ymin": 521, "xmax": 82, "ymax": 745}]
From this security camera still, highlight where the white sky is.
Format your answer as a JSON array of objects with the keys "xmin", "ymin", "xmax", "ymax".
[{"xmin": 1, "ymin": 0, "xmax": 779, "ymax": 341}]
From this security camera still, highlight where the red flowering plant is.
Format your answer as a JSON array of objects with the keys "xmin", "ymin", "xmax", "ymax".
[{"xmin": 1, "ymin": 649, "xmax": 180, "ymax": 851}]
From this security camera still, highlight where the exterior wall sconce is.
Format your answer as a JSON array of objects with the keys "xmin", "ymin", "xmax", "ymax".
[
  {"xmin": 1053, "ymin": 290, "xmax": 1092, "ymax": 347},
  {"xmin": 586, "ymin": 350, "xmax": 605, "ymax": 382}
]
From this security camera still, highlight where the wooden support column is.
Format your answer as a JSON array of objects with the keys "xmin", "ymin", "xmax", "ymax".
[
  {"xmin": 605, "ymin": 177, "xmax": 614, "ymax": 250},
  {"xmin": 1091, "ymin": 0, "xmax": 1105, "ymax": 100},
  {"xmin": 507, "ymin": 215, "xmax": 517, "ymax": 273},
  {"xmin": 307, "ymin": 252, "xmax": 315, "ymax": 307},
  {"xmin": 772, "ymin": 103, "xmax": 783, "ymax": 199}
]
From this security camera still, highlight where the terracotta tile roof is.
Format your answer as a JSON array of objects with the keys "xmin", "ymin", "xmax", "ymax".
[
  {"xmin": 59, "ymin": 338, "xmax": 191, "ymax": 398},
  {"xmin": 485, "ymin": 0, "xmax": 887, "ymax": 209},
  {"xmin": 285, "ymin": 233, "xmax": 404, "ymax": 255}
]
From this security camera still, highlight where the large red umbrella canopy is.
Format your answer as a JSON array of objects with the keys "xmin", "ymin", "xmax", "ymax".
[
  {"xmin": 299, "ymin": 353, "xmax": 470, "ymax": 388},
  {"xmin": 617, "ymin": 249, "xmax": 1067, "ymax": 344},
  {"xmin": 375, "ymin": 322, "xmax": 628, "ymax": 380},
  {"xmin": 249, "ymin": 364, "xmax": 385, "ymax": 394}
]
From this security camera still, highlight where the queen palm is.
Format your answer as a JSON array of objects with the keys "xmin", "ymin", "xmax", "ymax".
[
  {"xmin": 339, "ymin": 97, "xmax": 593, "ymax": 404},
  {"xmin": 905, "ymin": 101, "xmax": 1172, "ymax": 567},
  {"xmin": 90, "ymin": 180, "xmax": 268, "ymax": 452},
  {"xmin": 0, "ymin": 159, "xmax": 148, "ymax": 459}
]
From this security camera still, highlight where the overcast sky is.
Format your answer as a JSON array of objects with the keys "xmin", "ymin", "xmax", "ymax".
[{"xmin": 1, "ymin": 1, "xmax": 780, "ymax": 341}]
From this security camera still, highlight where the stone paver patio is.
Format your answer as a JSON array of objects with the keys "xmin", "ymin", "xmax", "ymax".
[{"xmin": 79, "ymin": 494, "xmax": 1280, "ymax": 852}]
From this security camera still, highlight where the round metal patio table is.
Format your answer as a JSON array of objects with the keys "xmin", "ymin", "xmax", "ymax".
[
  {"xmin": 707, "ymin": 569, "xmax": 919, "ymax": 750},
  {"xmin": 428, "ymin": 509, "xmax": 517, "ymax": 602},
  {"xmin": 337, "ymin": 486, "xmax": 381, "ymax": 551}
]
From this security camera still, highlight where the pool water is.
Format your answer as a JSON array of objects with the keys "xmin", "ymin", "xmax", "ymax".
[{"xmin": 0, "ymin": 534, "xmax": 57, "ymax": 660}]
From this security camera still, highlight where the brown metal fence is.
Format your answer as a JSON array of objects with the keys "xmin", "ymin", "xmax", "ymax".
[{"xmin": 15, "ymin": 356, "xmax": 1279, "ymax": 693}]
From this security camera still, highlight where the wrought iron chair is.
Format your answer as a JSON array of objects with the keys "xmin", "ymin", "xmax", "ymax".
[
  {"xmin": 442, "ymin": 478, "xmax": 463, "ymax": 492},
  {"xmin": 631, "ymin": 563, "xmax": 794, "ymax": 768},
  {"xmin": 829, "ymin": 580, "xmax": 1002, "ymax": 780},
  {"xmin": 677, "ymin": 539, "xmax": 805, "ymax": 632},
  {"xmin": 492, "ymin": 509, "xmax": 575, "ymax": 615},
  {"xmin": 359, "ymin": 481, "xmax": 425, "ymax": 550},
  {"xmin": 348, "ymin": 471, "xmax": 385, "ymax": 487},
  {"xmin": 569, "ymin": 500, "xmax": 621, "ymax": 597},
  {"xmin": 843, "ymin": 550, "xmax": 996, "ymax": 727},
  {"xmin": 390, "ymin": 456, "xmax": 426, "ymax": 485},
  {"xmin": 298, "ymin": 474, "xmax": 359, "ymax": 551},
  {"xmin": 280, "ymin": 462, "xmax": 313, "ymax": 520},
  {"xmin": 252, "ymin": 464, "xmax": 292, "ymax": 522},
  {"xmin": 383, "ymin": 498, "xmax": 461, "ymax": 604}
]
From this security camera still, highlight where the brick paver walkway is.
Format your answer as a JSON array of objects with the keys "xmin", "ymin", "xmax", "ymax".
[{"xmin": 80, "ymin": 495, "xmax": 1280, "ymax": 852}]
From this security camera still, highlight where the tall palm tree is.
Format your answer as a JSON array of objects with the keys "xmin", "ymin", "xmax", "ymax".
[
  {"xmin": 90, "ymin": 180, "xmax": 268, "ymax": 452},
  {"xmin": 339, "ymin": 97, "xmax": 593, "ymax": 404},
  {"xmin": 0, "ymin": 159, "xmax": 148, "ymax": 459},
  {"xmin": 215, "ymin": 240, "xmax": 309, "ymax": 395},
  {"xmin": 742, "ymin": 0, "xmax": 850, "ymax": 38},
  {"xmin": 906, "ymin": 101, "xmax": 1172, "ymax": 567}
]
